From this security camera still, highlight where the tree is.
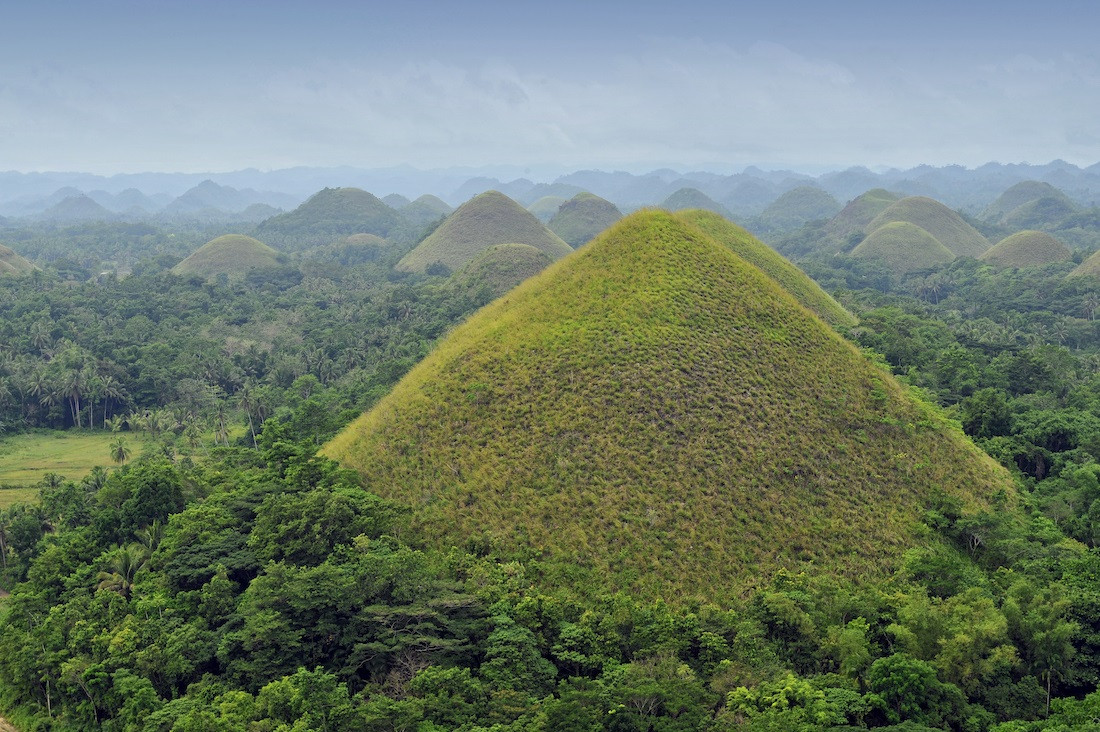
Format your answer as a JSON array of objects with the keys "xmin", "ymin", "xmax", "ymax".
[
  {"xmin": 96, "ymin": 544, "xmax": 147, "ymax": 599},
  {"xmin": 110, "ymin": 437, "xmax": 132, "ymax": 465}
]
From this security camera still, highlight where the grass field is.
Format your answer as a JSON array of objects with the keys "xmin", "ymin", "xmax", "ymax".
[{"xmin": 0, "ymin": 431, "xmax": 149, "ymax": 488}]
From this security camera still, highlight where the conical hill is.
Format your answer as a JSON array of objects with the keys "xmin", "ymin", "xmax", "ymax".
[
  {"xmin": 824, "ymin": 188, "xmax": 901, "ymax": 249},
  {"xmin": 402, "ymin": 195, "xmax": 453, "ymax": 230},
  {"xmin": 1069, "ymin": 250, "xmax": 1100, "ymax": 279},
  {"xmin": 172, "ymin": 234, "xmax": 282, "ymax": 280},
  {"xmin": 0, "ymin": 244, "xmax": 35, "ymax": 275},
  {"xmin": 396, "ymin": 191, "xmax": 571, "ymax": 273},
  {"xmin": 255, "ymin": 187, "xmax": 402, "ymax": 247},
  {"xmin": 323, "ymin": 210, "xmax": 1014, "ymax": 604},
  {"xmin": 867, "ymin": 196, "xmax": 990, "ymax": 258},
  {"xmin": 661, "ymin": 187, "xmax": 731, "ymax": 217},
  {"xmin": 448, "ymin": 243, "xmax": 553, "ymax": 301},
  {"xmin": 982, "ymin": 181, "xmax": 1075, "ymax": 223},
  {"xmin": 548, "ymin": 192, "xmax": 623, "ymax": 248},
  {"xmin": 851, "ymin": 221, "xmax": 955, "ymax": 275},
  {"xmin": 675, "ymin": 209, "xmax": 856, "ymax": 329},
  {"xmin": 980, "ymin": 231, "xmax": 1071, "ymax": 269},
  {"xmin": 528, "ymin": 195, "xmax": 568, "ymax": 223}
]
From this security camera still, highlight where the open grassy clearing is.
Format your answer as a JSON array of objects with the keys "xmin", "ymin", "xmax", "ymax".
[{"xmin": 0, "ymin": 431, "xmax": 150, "ymax": 487}]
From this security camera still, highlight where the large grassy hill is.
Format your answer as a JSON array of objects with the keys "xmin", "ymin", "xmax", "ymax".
[
  {"xmin": 548, "ymin": 192, "xmax": 623, "ymax": 248},
  {"xmin": 255, "ymin": 187, "xmax": 403, "ymax": 247},
  {"xmin": 867, "ymin": 196, "xmax": 990, "ymax": 258},
  {"xmin": 823, "ymin": 188, "xmax": 901, "ymax": 250},
  {"xmin": 1003, "ymin": 196, "xmax": 1079, "ymax": 230},
  {"xmin": 980, "ymin": 230, "xmax": 1071, "ymax": 269},
  {"xmin": 1069, "ymin": 250, "xmax": 1100, "ymax": 279},
  {"xmin": 323, "ymin": 210, "xmax": 1013, "ymax": 605},
  {"xmin": 0, "ymin": 244, "xmax": 35, "ymax": 275},
  {"xmin": 447, "ymin": 243, "xmax": 554, "ymax": 301},
  {"xmin": 757, "ymin": 185, "xmax": 841, "ymax": 233},
  {"xmin": 402, "ymin": 194, "xmax": 453, "ymax": 230},
  {"xmin": 661, "ymin": 187, "xmax": 732, "ymax": 218},
  {"xmin": 396, "ymin": 191, "xmax": 571, "ymax": 273},
  {"xmin": 676, "ymin": 209, "xmax": 856, "ymax": 329},
  {"xmin": 172, "ymin": 234, "xmax": 283, "ymax": 280},
  {"xmin": 851, "ymin": 221, "xmax": 955, "ymax": 276},
  {"xmin": 982, "ymin": 181, "xmax": 1076, "ymax": 223}
]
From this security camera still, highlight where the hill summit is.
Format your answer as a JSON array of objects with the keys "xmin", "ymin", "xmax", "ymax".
[
  {"xmin": 256, "ymin": 187, "xmax": 402, "ymax": 247},
  {"xmin": 851, "ymin": 221, "xmax": 955, "ymax": 275},
  {"xmin": 323, "ymin": 210, "xmax": 1012, "ymax": 604},
  {"xmin": 867, "ymin": 196, "xmax": 990, "ymax": 258},
  {"xmin": 980, "ymin": 230, "xmax": 1071, "ymax": 269},
  {"xmin": 172, "ymin": 234, "xmax": 282, "ymax": 280},
  {"xmin": 396, "ymin": 191, "xmax": 571, "ymax": 273},
  {"xmin": 547, "ymin": 192, "xmax": 623, "ymax": 248}
]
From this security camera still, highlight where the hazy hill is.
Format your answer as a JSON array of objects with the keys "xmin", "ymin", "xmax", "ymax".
[
  {"xmin": 37, "ymin": 195, "xmax": 113, "ymax": 223},
  {"xmin": 401, "ymin": 194, "xmax": 453, "ymax": 230},
  {"xmin": 677, "ymin": 209, "xmax": 856, "ymax": 329},
  {"xmin": 661, "ymin": 187, "xmax": 732, "ymax": 217},
  {"xmin": 547, "ymin": 192, "xmax": 623, "ymax": 248},
  {"xmin": 256, "ymin": 187, "xmax": 404, "ymax": 247},
  {"xmin": 303, "ymin": 233, "xmax": 392, "ymax": 266},
  {"xmin": 1068, "ymin": 250, "xmax": 1100, "ymax": 279},
  {"xmin": 396, "ymin": 191, "xmax": 571, "ymax": 274},
  {"xmin": 823, "ymin": 188, "xmax": 902, "ymax": 250},
  {"xmin": 867, "ymin": 196, "xmax": 990, "ymax": 258},
  {"xmin": 324, "ymin": 210, "xmax": 1012, "ymax": 604},
  {"xmin": 164, "ymin": 179, "xmax": 296, "ymax": 215},
  {"xmin": 851, "ymin": 221, "xmax": 955, "ymax": 275},
  {"xmin": 527, "ymin": 196, "xmax": 568, "ymax": 223},
  {"xmin": 0, "ymin": 244, "xmax": 35, "ymax": 275},
  {"xmin": 171, "ymin": 234, "xmax": 283, "ymax": 280},
  {"xmin": 980, "ymin": 230, "xmax": 1072, "ymax": 269},
  {"xmin": 756, "ymin": 185, "xmax": 842, "ymax": 233},
  {"xmin": 982, "ymin": 181, "xmax": 1076, "ymax": 223},
  {"xmin": 447, "ymin": 243, "xmax": 554, "ymax": 301},
  {"xmin": 1003, "ymin": 196, "xmax": 1080, "ymax": 230},
  {"xmin": 382, "ymin": 193, "xmax": 411, "ymax": 208}
]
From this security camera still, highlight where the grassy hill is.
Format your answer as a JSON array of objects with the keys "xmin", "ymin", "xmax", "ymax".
[
  {"xmin": 255, "ymin": 187, "xmax": 403, "ymax": 247},
  {"xmin": 547, "ymin": 192, "xmax": 623, "ymax": 248},
  {"xmin": 1069, "ymin": 249, "xmax": 1100, "ymax": 279},
  {"xmin": 867, "ymin": 196, "xmax": 990, "ymax": 258},
  {"xmin": 448, "ymin": 243, "xmax": 554, "ymax": 301},
  {"xmin": 323, "ymin": 210, "xmax": 1013, "ymax": 604},
  {"xmin": 982, "ymin": 181, "xmax": 1076, "ymax": 223},
  {"xmin": 528, "ymin": 195, "xmax": 568, "ymax": 223},
  {"xmin": 1003, "ymin": 196, "xmax": 1079, "ymax": 230},
  {"xmin": 396, "ymin": 191, "xmax": 571, "ymax": 274},
  {"xmin": 823, "ymin": 188, "xmax": 901, "ymax": 250},
  {"xmin": 676, "ymin": 209, "xmax": 856, "ymax": 329},
  {"xmin": 0, "ymin": 244, "xmax": 35, "ymax": 275},
  {"xmin": 303, "ymin": 234, "xmax": 392, "ymax": 266},
  {"xmin": 382, "ymin": 193, "xmax": 411, "ymax": 208},
  {"xmin": 661, "ymin": 187, "xmax": 732, "ymax": 218},
  {"xmin": 980, "ymin": 230, "xmax": 1071, "ymax": 268},
  {"xmin": 851, "ymin": 221, "xmax": 955, "ymax": 276},
  {"xmin": 402, "ymin": 194, "xmax": 453, "ymax": 230},
  {"xmin": 172, "ymin": 234, "xmax": 283, "ymax": 280},
  {"xmin": 38, "ymin": 195, "xmax": 112, "ymax": 223},
  {"xmin": 757, "ymin": 186, "xmax": 841, "ymax": 233}
]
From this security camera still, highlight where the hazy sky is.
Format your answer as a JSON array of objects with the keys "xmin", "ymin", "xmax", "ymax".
[{"xmin": 2, "ymin": 0, "xmax": 1099, "ymax": 174}]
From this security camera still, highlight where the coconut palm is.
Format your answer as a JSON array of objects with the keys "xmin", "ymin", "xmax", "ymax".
[
  {"xmin": 110, "ymin": 437, "xmax": 131, "ymax": 465},
  {"xmin": 96, "ymin": 545, "xmax": 146, "ymax": 599}
]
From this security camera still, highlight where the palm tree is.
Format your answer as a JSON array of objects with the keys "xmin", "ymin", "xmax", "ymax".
[
  {"xmin": 96, "ymin": 545, "xmax": 146, "ymax": 599},
  {"xmin": 110, "ymin": 437, "xmax": 131, "ymax": 465}
]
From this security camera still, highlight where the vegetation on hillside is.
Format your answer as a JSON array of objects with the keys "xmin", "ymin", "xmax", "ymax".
[
  {"xmin": 867, "ymin": 196, "xmax": 991, "ymax": 258},
  {"xmin": 547, "ymin": 192, "xmax": 623, "ymax": 248},
  {"xmin": 447, "ymin": 243, "xmax": 554, "ymax": 302},
  {"xmin": 754, "ymin": 185, "xmax": 842, "ymax": 235},
  {"xmin": 526, "ymin": 195, "xmax": 567, "ymax": 222},
  {"xmin": 981, "ymin": 231, "xmax": 1072, "ymax": 269},
  {"xmin": 661, "ymin": 187, "xmax": 732, "ymax": 217},
  {"xmin": 0, "ymin": 244, "xmax": 34, "ymax": 275},
  {"xmin": 171, "ymin": 234, "xmax": 283, "ymax": 281},
  {"xmin": 255, "ymin": 187, "xmax": 405, "ymax": 248},
  {"xmin": 851, "ymin": 221, "xmax": 956, "ymax": 276}
]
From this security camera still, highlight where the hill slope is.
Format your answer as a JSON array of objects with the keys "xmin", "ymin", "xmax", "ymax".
[
  {"xmin": 172, "ymin": 235, "xmax": 282, "ymax": 280},
  {"xmin": 323, "ymin": 210, "xmax": 1012, "ymax": 604},
  {"xmin": 38, "ymin": 195, "xmax": 113, "ymax": 223},
  {"xmin": 823, "ymin": 188, "xmax": 901, "ymax": 249},
  {"xmin": 547, "ymin": 192, "xmax": 623, "ymax": 248},
  {"xmin": 980, "ymin": 230, "xmax": 1071, "ymax": 268},
  {"xmin": 851, "ymin": 221, "xmax": 955, "ymax": 275},
  {"xmin": 982, "ymin": 181, "xmax": 1076, "ymax": 223},
  {"xmin": 676, "ymin": 209, "xmax": 856, "ymax": 329},
  {"xmin": 661, "ymin": 187, "xmax": 732, "ymax": 217},
  {"xmin": 1069, "ymin": 250, "xmax": 1100, "ymax": 279},
  {"xmin": 867, "ymin": 196, "xmax": 990, "ymax": 258},
  {"xmin": 757, "ymin": 186, "xmax": 841, "ymax": 233},
  {"xmin": 256, "ymin": 187, "xmax": 402, "ymax": 246},
  {"xmin": 396, "ymin": 191, "xmax": 571, "ymax": 273},
  {"xmin": 0, "ymin": 244, "xmax": 35, "ymax": 275},
  {"xmin": 527, "ymin": 195, "xmax": 568, "ymax": 223},
  {"xmin": 448, "ymin": 243, "xmax": 554, "ymax": 301}
]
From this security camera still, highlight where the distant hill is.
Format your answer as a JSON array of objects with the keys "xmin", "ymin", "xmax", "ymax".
[
  {"xmin": 1069, "ymin": 249, "xmax": 1100, "ymax": 279},
  {"xmin": 823, "ymin": 188, "xmax": 902, "ymax": 250},
  {"xmin": 527, "ymin": 196, "xmax": 568, "ymax": 223},
  {"xmin": 231, "ymin": 203, "xmax": 283, "ymax": 223},
  {"xmin": 37, "ymin": 195, "xmax": 113, "ymax": 223},
  {"xmin": 980, "ymin": 230, "xmax": 1071, "ymax": 269},
  {"xmin": 324, "ymin": 209, "xmax": 1013, "ymax": 604},
  {"xmin": 1003, "ymin": 196, "xmax": 1080, "ymax": 230},
  {"xmin": 382, "ymin": 193, "xmax": 411, "ymax": 208},
  {"xmin": 677, "ymin": 209, "xmax": 856, "ymax": 329},
  {"xmin": 401, "ymin": 194, "xmax": 453, "ymax": 230},
  {"xmin": 396, "ymin": 191, "xmax": 571, "ymax": 274},
  {"xmin": 172, "ymin": 234, "xmax": 283, "ymax": 280},
  {"xmin": 0, "ymin": 244, "xmax": 35, "ymax": 275},
  {"xmin": 303, "ymin": 234, "xmax": 392, "ymax": 266},
  {"xmin": 661, "ymin": 187, "xmax": 731, "ymax": 217},
  {"xmin": 447, "ymin": 243, "xmax": 554, "ymax": 301},
  {"xmin": 757, "ymin": 185, "xmax": 842, "ymax": 233},
  {"xmin": 164, "ymin": 180, "xmax": 297, "ymax": 215},
  {"xmin": 547, "ymin": 192, "xmax": 623, "ymax": 248},
  {"xmin": 982, "ymin": 181, "xmax": 1076, "ymax": 223},
  {"xmin": 866, "ymin": 196, "xmax": 990, "ymax": 258},
  {"xmin": 256, "ymin": 187, "xmax": 403, "ymax": 247},
  {"xmin": 851, "ymin": 221, "xmax": 955, "ymax": 275}
]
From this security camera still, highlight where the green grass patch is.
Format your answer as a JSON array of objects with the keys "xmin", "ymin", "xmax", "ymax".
[
  {"xmin": 867, "ymin": 196, "xmax": 990, "ymax": 258},
  {"xmin": 0, "ymin": 431, "xmax": 149, "ymax": 488}
]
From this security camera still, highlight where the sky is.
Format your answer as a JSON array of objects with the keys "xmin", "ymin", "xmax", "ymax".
[{"xmin": 2, "ymin": 0, "xmax": 1099, "ymax": 175}]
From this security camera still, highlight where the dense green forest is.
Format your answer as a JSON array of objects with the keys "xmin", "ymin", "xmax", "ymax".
[{"xmin": 5, "ymin": 197, "xmax": 1100, "ymax": 731}]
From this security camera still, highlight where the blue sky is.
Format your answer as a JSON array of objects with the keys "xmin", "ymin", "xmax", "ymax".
[{"xmin": 2, "ymin": 0, "xmax": 1099, "ymax": 174}]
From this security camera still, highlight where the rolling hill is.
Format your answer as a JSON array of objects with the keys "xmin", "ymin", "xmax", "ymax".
[
  {"xmin": 661, "ymin": 187, "xmax": 732, "ymax": 217},
  {"xmin": 676, "ymin": 210, "xmax": 856, "ymax": 329},
  {"xmin": 37, "ymin": 195, "xmax": 113, "ymax": 223},
  {"xmin": 1069, "ymin": 250, "xmax": 1100, "ymax": 279},
  {"xmin": 1003, "ymin": 196, "xmax": 1080, "ymax": 230},
  {"xmin": 756, "ymin": 185, "xmax": 842, "ymax": 233},
  {"xmin": 980, "ymin": 230, "xmax": 1072, "ymax": 269},
  {"xmin": 547, "ymin": 192, "xmax": 623, "ymax": 248},
  {"xmin": 323, "ymin": 210, "xmax": 1013, "ymax": 604},
  {"xmin": 401, "ymin": 194, "xmax": 453, "ymax": 230},
  {"xmin": 823, "ymin": 188, "xmax": 901, "ymax": 250},
  {"xmin": 171, "ymin": 234, "xmax": 283, "ymax": 280},
  {"xmin": 527, "ymin": 196, "xmax": 568, "ymax": 223},
  {"xmin": 866, "ymin": 196, "xmax": 990, "ymax": 258},
  {"xmin": 982, "ymin": 181, "xmax": 1076, "ymax": 223},
  {"xmin": 448, "ymin": 243, "xmax": 554, "ymax": 301},
  {"xmin": 851, "ymin": 221, "xmax": 955, "ymax": 275},
  {"xmin": 396, "ymin": 191, "xmax": 571, "ymax": 274},
  {"xmin": 0, "ymin": 244, "xmax": 35, "ymax": 275},
  {"xmin": 255, "ymin": 187, "xmax": 403, "ymax": 246}
]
